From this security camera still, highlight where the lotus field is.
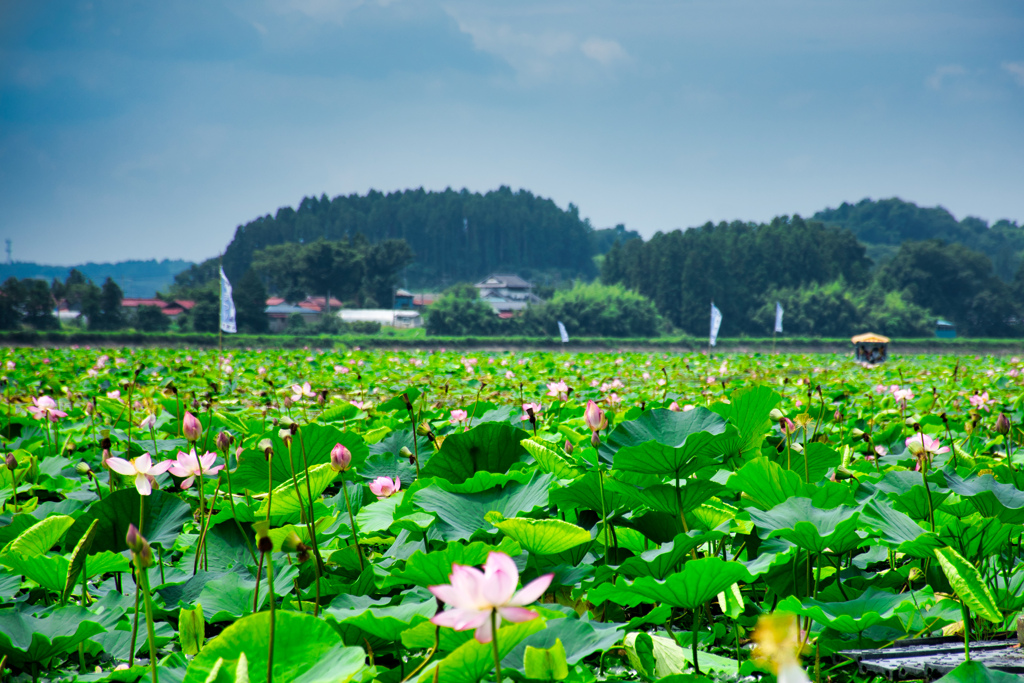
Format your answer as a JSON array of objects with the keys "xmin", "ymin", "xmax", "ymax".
[{"xmin": 3, "ymin": 346, "xmax": 1024, "ymax": 683}]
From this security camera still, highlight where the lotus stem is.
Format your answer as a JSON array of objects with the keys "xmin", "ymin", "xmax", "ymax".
[
  {"xmin": 490, "ymin": 610, "xmax": 502, "ymax": 683},
  {"xmin": 138, "ymin": 566, "xmax": 159, "ymax": 683},
  {"xmin": 266, "ymin": 551, "xmax": 276, "ymax": 683},
  {"xmin": 224, "ymin": 462, "xmax": 257, "ymax": 565},
  {"xmin": 295, "ymin": 428, "xmax": 322, "ymax": 615},
  {"xmin": 691, "ymin": 606, "xmax": 701, "ymax": 675},
  {"xmin": 341, "ymin": 479, "xmax": 365, "ymax": 571}
]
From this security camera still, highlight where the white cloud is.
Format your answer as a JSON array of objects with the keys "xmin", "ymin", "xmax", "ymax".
[
  {"xmin": 1003, "ymin": 61, "xmax": 1024, "ymax": 87},
  {"xmin": 580, "ymin": 37, "xmax": 627, "ymax": 65},
  {"xmin": 926, "ymin": 64, "xmax": 967, "ymax": 90},
  {"xmin": 447, "ymin": 15, "xmax": 577, "ymax": 80}
]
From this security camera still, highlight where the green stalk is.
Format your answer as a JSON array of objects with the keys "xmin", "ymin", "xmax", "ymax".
[
  {"xmin": 266, "ymin": 552, "xmax": 276, "ymax": 683},
  {"xmin": 138, "ymin": 567, "xmax": 160, "ymax": 683},
  {"xmin": 6, "ymin": 466, "xmax": 17, "ymax": 513},
  {"xmin": 598, "ymin": 468, "xmax": 612, "ymax": 565},
  {"xmin": 961, "ymin": 601, "xmax": 971, "ymax": 662},
  {"xmin": 129, "ymin": 497, "xmax": 146, "ymax": 667},
  {"xmin": 193, "ymin": 470, "xmax": 209, "ymax": 573},
  {"xmin": 224, "ymin": 463, "xmax": 257, "ymax": 565},
  {"xmin": 691, "ymin": 607, "xmax": 701, "ymax": 675},
  {"xmin": 340, "ymin": 480, "xmax": 365, "ymax": 571},
  {"xmin": 295, "ymin": 429, "xmax": 322, "ymax": 615},
  {"xmin": 490, "ymin": 610, "xmax": 502, "ymax": 683}
]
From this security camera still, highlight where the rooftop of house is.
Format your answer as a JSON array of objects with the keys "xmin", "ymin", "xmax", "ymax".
[{"xmin": 474, "ymin": 274, "xmax": 532, "ymax": 290}]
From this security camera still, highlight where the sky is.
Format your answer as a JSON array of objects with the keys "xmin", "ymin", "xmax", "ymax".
[{"xmin": 1, "ymin": 0, "xmax": 1023, "ymax": 266}]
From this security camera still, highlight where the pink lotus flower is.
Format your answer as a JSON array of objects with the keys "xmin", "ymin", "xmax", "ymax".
[
  {"xmin": 546, "ymin": 381, "xmax": 569, "ymax": 401},
  {"xmin": 182, "ymin": 411, "xmax": 202, "ymax": 442},
  {"xmin": 970, "ymin": 391, "xmax": 994, "ymax": 411},
  {"xmin": 107, "ymin": 454, "xmax": 172, "ymax": 496},
  {"xmin": 429, "ymin": 551, "xmax": 553, "ymax": 643},
  {"xmin": 167, "ymin": 449, "xmax": 223, "ymax": 489},
  {"xmin": 892, "ymin": 388, "xmax": 914, "ymax": 404},
  {"xmin": 291, "ymin": 382, "xmax": 314, "ymax": 402},
  {"xmin": 369, "ymin": 476, "xmax": 401, "ymax": 499},
  {"xmin": 521, "ymin": 402, "xmax": 543, "ymax": 421},
  {"xmin": 450, "ymin": 409, "xmax": 469, "ymax": 424},
  {"xmin": 584, "ymin": 400, "xmax": 608, "ymax": 433},
  {"xmin": 668, "ymin": 401, "xmax": 681, "ymax": 411},
  {"xmin": 29, "ymin": 396, "xmax": 67, "ymax": 422},
  {"xmin": 905, "ymin": 433, "xmax": 949, "ymax": 456},
  {"xmin": 330, "ymin": 443, "xmax": 352, "ymax": 471}
]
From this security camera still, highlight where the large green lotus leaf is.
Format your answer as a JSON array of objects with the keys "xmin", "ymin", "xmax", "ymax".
[
  {"xmin": 711, "ymin": 385, "xmax": 781, "ymax": 459},
  {"xmin": 933, "ymin": 546, "xmax": 1001, "ymax": 624},
  {"xmin": 255, "ymin": 462, "xmax": 337, "ymax": 518},
  {"xmin": 943, "ymin": 469, "xmax": 1024, "ymax": 518},
  {"xmin": 413, "ymin": 472, "xmax": 552, "ymax": 541},
  {"xmin": 934, "ymin": 661, "xmax": 1024, "ymax": 683},
  {"xmin": 420, "ymin": 422, "xmax": 530, "ymax": 484},
  {"xmin": 748, "ymin": 497, "xmax": 864, "ymax": 555},
  {"xmin": 2, "ymin": 553, "xmax": 69, "ymax": 593},
  {"xmin": 727, "ymin": 457, "xmax": 806, "ymax": 510},
  {"xmin": 417, "ymin": 618, "xmax": 547, "ymax": 683},
  {"xmin": 873, "ymin": 470, "xmax": 951, "ymax": 521},
  {"xmin": 860, "ymin": 498, "xmax": 942, "ymax": 558},
  {"xmin": 521, "ymin": 438, "xmax": 585, "ymax": 480},
  {"xmin": 773, "ymin": 442, "xmax": 841, "ymax": 484},
  {"xmin": 183, "ymin": 611, "xmax": 370, "ymax": 683},
  {"xmin": 624, "ymin": 632, "xmax": 739, "ymax": 678},
  {"xmin": 0, "ymin": 605, "xmax": 106, "ymax": 665},
  {"xmin": 232, "ymin": 426, "xmax": 367, "ymax": 494},
  {"xmin": 488, "ymin": 515, "xmax": 591, "ymax": 555},
  {"xmin": 606, "ymin": 408, "xmax": 736, "ymax": 476},
  {"xmin": 325, "ymin": 599, "xmax": 436, "ymax": 645},
  {"xmin": 550, "ymin": 470, "xmax": 628, "ymax": 514},
  {"xmin": 618, "ymin": 530, "xmax": 726, "ymax": 580},
  {"xmin": 589, "ymin": 557, "xmax": 754, "ymax": 610},
  {"xmin": 502, "ymin": 617, "xmax": 623, "ymax": 670},
  {"xmin": 605, "ymin": 479, "xmax": 725, "ymax": 516},
  {"xmin": 775, "ymin": 587, "xmax": 934, "ymax": 633},
  {"xmin": 938, "ymin": 515, "xmax": 1014, "ymax": 564},
  {"xmin": 64, "ymin": 489, "xmax": 191, "ymax": 553},
  {"xmin": 0, "ymin": 515, "xmax": 36, "ymax": 550},
  {"xmin": 523, "ymin": 639, "xmax": 569, "ymax": 681},
  {"xmin": 1, "ymin": 515, "xmax": 75, "ymax": 557},
  {"xmin": 389, "ymin": 540, "xmax": 520, "ymax": 590},
  {"xmin": 63, "ymin": 519, "xmax": 99, "ymax": 602},
  {"xmin": 355, "ymin": 493, "xmax": 403, "ymax": 534}
]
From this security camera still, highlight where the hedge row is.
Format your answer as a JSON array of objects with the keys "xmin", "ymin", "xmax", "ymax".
[{"xmin": 1, "ymin": 329, "xmax": 1022, "ymax": 353}]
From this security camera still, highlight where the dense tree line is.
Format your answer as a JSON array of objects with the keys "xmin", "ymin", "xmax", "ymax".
[
  {"xmin": 815, "ymin": 197, "xmax": 1024, "ymax": 280},
  {"xmin": 217, "ymin": 187, "xmax": 617, "ymax": 288},
  {"xmin": 601, "ymin": 216, "xmax": 1024, "ymax": 338}
]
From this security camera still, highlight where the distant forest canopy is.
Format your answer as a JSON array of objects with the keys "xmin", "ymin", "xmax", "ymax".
[
  {"xmin": 814, "ymin": 198, "xmax": 1024, "ymax": 280},
  {"xmin": 0, "ymin": 259, "xmax": 192, "ymax": 298},
  {"xmin": 217, "ymin": 186, "xmax": 640, "ymax": 288}
]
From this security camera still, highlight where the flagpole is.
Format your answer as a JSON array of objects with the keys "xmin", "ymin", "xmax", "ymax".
[
  {"xmin": 218, "ymin": 254, "xmax": 223, "ymax": 361},
  {"xmin": 708, "ymin": 300, "xmax": 713, "ymax": 360},
  {"xmin": 772, "ymin": 329, "xmax": 776, "ymax": 356}
]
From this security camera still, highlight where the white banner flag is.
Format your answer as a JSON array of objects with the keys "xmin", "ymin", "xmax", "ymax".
[
  {"xmin": 557, "ymin": 320, "xmax": 569, "ymax": 343},
  {"xmin": 774, "ymin": 301, "xmax": 784, "ymax": 334},
  {"xmin": 220, "ymin": 266, "xmax": 237, "ymax": 334},
  {"xmin": 709, "ymin": 303, "xmax": 722, "ymax": 347}
]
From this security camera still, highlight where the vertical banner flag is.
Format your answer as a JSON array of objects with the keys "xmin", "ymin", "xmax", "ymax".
[
  {"xmin": 774, "ymin": 301, "xmax": 784, "ymax": 334},
  {"xmin": 709, "ymin": 303, "xmax": 722, "ymax": 347},
  {"xmin": 220, "ymin": 267, "xmax": 237, "ymax": 334},
  {"xmin": 557, "ymin": 320, "xmax": 570, "ymax": 343}
]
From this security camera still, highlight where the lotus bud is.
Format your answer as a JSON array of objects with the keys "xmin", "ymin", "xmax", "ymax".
[
  {"xmin": 564, "ymin": 439, "xmax": 574, "ymax": 455},
  {"xmin": 258, "ymin": 438, "xmax": 274, "ymax": 459},
  {"xmin": 780, "ymin": 417, "xmax": 796, "ymax": 435},
  {"xmin": 399, "ymin": 446, "xmax": 413, "ymax": 459},
  {"xmin": 769, "ymin": 408, "xmax": 785, "ymax": 422},
  {"xmin": 101, "ymin": 448, "xmax": 111, "ymax": 468},
  {"xmin": 330, "ymin": 443, "xmax": 352, "ymax": 472},
  {"xmin": 416, "ymin": 421, "xmax": 432, "ymax": 437},
  {"xmin": 583, "ymin": 400, "xmax": 608, "ymax": 433},
  {"xmin": 668, "ymin": 401, "xmax": 681, "ymax": 411},
  {"xmin": 4, "ymin": 452, "xmax": 15, "ymax": 471},
  {"xmin": 216, "ymin": 431, "xmax": 233, "ymax": 453},
  {"xmin": 182, "ymin": 412, "xmax": 202, "ymax": 442},
  {"xmin": 75, "ymin": 461, "xmax": 92, "ymax": 476},
  {"xmin": 280, "ymin": 530, "xmax": 305, "ymax": 553},
  {"xmin": 591, "ymin": 431, "xmax": 601, "ymax": 448},
  {"xmin": 833, "ymin": 408, "xmax": 843, "ymax": 423},
  {"xmin": 278, "ymin": 428, "xmax": 292, "ymax": 445},
  {"xmin": 850, "ymin": 428, "xmax": 865, "ymax": 439},
  {"xmin": 996, "ymin": 413, "xmax": 1010, "ymax": 435},
  {"xmin": 126, "ymin": 524, "xmax": 153, "ymax": 568}
]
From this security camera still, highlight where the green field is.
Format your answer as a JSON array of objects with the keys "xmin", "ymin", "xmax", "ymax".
[{"xmin": 0, "ymin": 346, "xmax": 1021, "ymax": 682}]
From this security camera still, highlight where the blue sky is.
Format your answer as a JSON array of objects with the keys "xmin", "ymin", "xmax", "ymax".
[{"xmin": 2, "ymin": 0, "xmax": 1023, "ymax": 265}]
